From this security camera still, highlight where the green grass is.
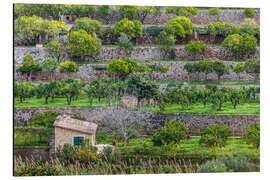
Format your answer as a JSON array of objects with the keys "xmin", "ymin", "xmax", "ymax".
[
  {"xmin": 14, "ymin": 130, "xmax": 51, "ymax": 147},
  {"xmin": 14, "ymin": 96, "xmax": 115, "ymax": 108},
  {"xmin": 144, "ymin": 100, "xmax": 260, "ymax": 115}
]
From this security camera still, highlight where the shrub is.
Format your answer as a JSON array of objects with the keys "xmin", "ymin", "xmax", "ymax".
[
  {"xmin": 165, "ymin": 7, "xmax": 198, "ymax": 17},
  {"xmin": 164, "ymin": 16, "xmax": 194, "ymax": 38},
  {"xmin": 143, "ymin": 26, "xmax": 165, "ymax": 36},
  {"xmin": 117, "ymin": 34, "xmax": 134, "ymax": 55},
  {"xmin": 58, "ymin": 61, "xmax": 79, "ymax": 73},
  {"xmin": 119, "ymin": 5, "xmax": 137, "ymax": 19},
  {"xmin": 233, "ymin": 63, "xmax": 244, "ymax": 80},
  {"xmin": 244, "ymin": 59, "xmax": 260, "ymax": 80},
  {"xmin": 198, "ymin": 159, "xmax": 227, "ymax": 173},
  {"xmin": 244, "ymin": 8, "xmax": 256, "ymax": 17},
  {"xmin": 244, "ymin": 123, "xmax": 260, "ymax": 149},
  {"xmin": 208, "ymin": 8, "xmax": 221, "ymax": 16},
  {"xmin": 207, "ymin": 22, "xmax": 240, "ymax": 37},
  {"xmin": 113, "ymin": 18, "xmax": 142, "ymax": 39},
  {"xmin": 184, "ymin": 40, "xmax": 206, "ymax": 56},
  {"xmin": 45, "ymin": 40, "xmax": 62, "ymax": 61},
  {"xmin": 73, "ymin": 17, "xmax": 104, "ymax": 37},
  {"xmin": 240, "ymin": 18, "xmax": 260, "ymax": 36},
  {"xmin": 157, "ymin": 31, "xmax": 176, "ymax": 52},
  {"xmin": 222, "ymin": 33, "xmax": 258, "ymax": 55},
  {"xmin": 30, "ymin": 111, "xmax": 60, "ymax": 128},
  {"xmin": 199, "ymin": 124, "xmax": 231, "ymax": 148},
  {"xmin": 66, "ymin": 30, "xmax": 102, "ymax": 58},
  {"xmin": 152, "ymin": 120, "xmax": 187, "ymax": 146}
]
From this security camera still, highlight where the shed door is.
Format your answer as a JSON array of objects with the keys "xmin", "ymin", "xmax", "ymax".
[{"xmin": 73, "ymin": 136, "xmax": 84, "ymax": 146}]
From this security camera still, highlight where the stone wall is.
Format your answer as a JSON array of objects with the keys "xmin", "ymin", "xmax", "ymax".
[
  {"xmin": 14, "ymin": 108, "xmax": 259, "ymax": 134},
  {"xmin": 14, "ymin": 46, "xmax": 260, "ymax": 64}
]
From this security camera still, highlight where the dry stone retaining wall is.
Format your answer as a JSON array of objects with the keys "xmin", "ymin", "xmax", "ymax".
[{"xmin": 14, "ymin": 108, "xmax": 259, "ymax": 135}]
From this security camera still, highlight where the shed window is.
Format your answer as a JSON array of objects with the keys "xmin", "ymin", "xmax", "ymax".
[{"xmin": 73, "ymin": 136, "xmax": 84, "ymax": 146}]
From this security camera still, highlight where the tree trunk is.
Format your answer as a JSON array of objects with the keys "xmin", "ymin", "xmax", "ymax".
[{"xmin": 45, "ymin": 96, "xmax": 49, "ymax": 104}]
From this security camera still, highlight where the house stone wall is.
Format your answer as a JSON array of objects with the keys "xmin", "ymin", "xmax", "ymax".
[{"xmin": 54, "ymin": 127, "xmax": 95, "ymax": 151}]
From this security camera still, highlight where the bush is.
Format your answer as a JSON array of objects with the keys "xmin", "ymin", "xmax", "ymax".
[
  {"xmin": 40, "ymin": 58, "xmax": 58, "ymax": 80},
  {"xmin": 30, "ymin": 111, "xmax": 60, "ymax": 128},
  {"xmin": 232, "ymin": 63, "xmax": 244, "ymax": 79},
  {"xmin": 117, "ymin": 34, "xmax": 134, "ymax": 55},
  {"xmin": 143, "ymin": 26, "xmax": 165, "ymax": 36},
  {"xmin": 222, "ymin": 33, "xmax": 258, "ymax": 55},
  {"xmin": 207, "ymin": 22, "xmax": 240, "ymax": 37},
  {"xmin": 14, "ymin": 81, "xmax": 36, "ymax": 102},
  {"xmin": 45, "ymin": 40, "xmax": 62, "ymax": 61},
  {"xmin": 58, "ymin": 61, "xmax": 79, "ymax": 73},
  {"xmin": 198, "ymin": 159, "xmax": 227, "ymax": 173},
  {"xmin": 119, "ymin": 6, "xmax": 137, "ymax": 18},
  {"xmin": 164, "ymin": 16, "xmax": 194, "ymax": 38},
  {"xmin": 244, "ymin": 123, "xmax": 260, "ymax": 149},
  {"xmin": 208, "ymin": 8, "xmax": 221, "ymax": 16},
  {"xmin": 244, "ymin": 59, "xmax": 260, "ymax": 80},
  {"xmin": 240, "ymin": 18, "xmax": 260, "ymax": 36},
  {"xmin": 66, "ymin": 30, "xmax": 102, "ymax": 58},
  {"xmin": 184, "ymin": 40, "xmax": 206, "ymax": 55},
  {"xmin": 73, "ymin": 17, "xmax": 104, "ymax": 37},
  {"xmin": 165, "ymin": 7, "xmax": 198, "ymax": 17},
  {"xmin": 157, "ymin": 31, "xmax": 176, "ymax": 52},
  {"xmin": 113, "ymin": 18, "xmax": 142, "ymax": 39},
  {"xmin": 152, "ymin": 120, "xmax": 187, "ymax": 146},
  {"xmin": 199, "ymin": 124, "xmax": 231, "ymax": 148},
  {"xmin": 244, "ymin": 8, "xmax": 256, "ymax": 17}
]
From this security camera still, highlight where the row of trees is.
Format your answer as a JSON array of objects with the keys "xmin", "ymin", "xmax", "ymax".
[
  {"xmin": 184, "ymin": 59, "xmax": 260, "ymax": 81},
  {"xmin": 18, "ymin": 55, "xmax": 79, "ymax": 80},
  {"xmin": 164, "ymin": 85, "xmax": 259, "ymax": 111},
  {"xmin": 153, "ymin": 120, "xmax": 259, "ymax": 149}
]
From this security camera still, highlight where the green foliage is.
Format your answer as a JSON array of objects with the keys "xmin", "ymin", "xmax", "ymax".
[
  {"xmin": 117, "ymin": 34, "xmax": 134, "ymax": 55},
  {"xmin": 212, "ymin": 60, "xmax": 229, "ymax": 80},
  {"xmin": 113, "ymin": 18, "xmax": 143, "ymax": 39},
  {"xmin": 211, "ymin": 90, "xmax": 229, "ymax": 111},
  {"xmin": 196, "ymin": 60, "xmax": 214, "ymax": 80},
  {"xmin": 197, "ymin": 89, "xmax": 211, "ymax": 108},
  {"xmin": 222, "ymin": 33, "xmax": 258, "ymax": 55},
  {"xmin": 136, "ymin": 6, "xmax": 162, "ymax": 23},
  {"xmin": 14, "ymin": 81, "xmax": 36, "ymax": 103},
  {"xmin": 148, "ymin": 64, "xmax": 170, "ymax": 73},
  {"xmin": 18, "ymin": 55, "xmax": 41, "ymax": 79},
  {"xmin": 184, "ymin": 40, "xmax": 206, "ymax": 55},
  {"xmin": 164, "ymin": 16, "xmax": 194, "ymax": 38},
  {"xmin": 199, "ymin": 124, "xmax": 231, "ymax": 148},
  {"xmin": 152, "ymin": 120, "xmax": 187, "ymax": 146},
  {"xmin": 107, "ymin": 58, "xmax": 151, "ymax": 79},
  {"xmin": 97, "ymin": 5, "xmax": 112, "ymax": 16},
  {"xmin": 244, "ymin": 59, "xmax": 260, "ymax": 76},
  {"xmin": 45, "ymin": 40, "xmax": 62, "ymax": 61},
  {"xmin": 143, "ymin": 26, "xmax": 165, "ymax": 36},
  {"xmin": 233, "ymin": 63, "xmax": 244, "ymax": 79},
  {"xmin": 198, "ymin": 159, "xmax": 227, "ymax": 173},
  {"xmin": 165, "ymin": 7, "xmax": 198, "ymax": 17},
  {"xmin": 240, "ymin": 18, "xmax": 260, "ymax": 36},
  {"xmin": 58, "ymin": 61, "xmax": 79, "ymax": 73},
  {"xmin": 228, "ymin": 88, "xmax": 244, "ymax": 109},
  {"xmin": 245, "ymin": 123, "xmax": 260, "ymax": 149},
  {"xmin": 40, "ymin": 58, "xmax": 58, "ymax": 80},
  {"xmin": 157, "ymin": 31, "xmax": 176, "ymax": 52},
  {"xmin": 30, "ymin": 111, "xmax": 60, "ymax": 128},
  {"xmin": 119, "ymin": 6, "xmax": 137, "ymax": 19},
  {"xmin": 208, "ymin": 8, "xmax": 221, "ymax": 16},
  {"xmin": 207, "ymin": 22, "xmax": 240, "ymax": 37},
  {"xmin": 244, "ymin": 8, "xmax": 256, "ymax": 17},
  {"xmin": 36, "ymin": 80, "xmax": 61, "ymax": 104},
  {"xmin": 59, "ymin": 78, "xmax": 83, "ymax": 105},
  {"xmin": 66, "ymin": 30, "xmax": 102, "ymax": 58},
  {"xmin": 73, "ymin": 17, "xmax": 104, "ymax": 37}
]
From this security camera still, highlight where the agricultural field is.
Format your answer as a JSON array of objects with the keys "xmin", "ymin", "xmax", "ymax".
[{"xmin": 13, "ymin": 4, "xmax": 260, "ymax": 176}]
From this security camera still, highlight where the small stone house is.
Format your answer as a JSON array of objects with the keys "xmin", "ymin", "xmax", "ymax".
[{"xmin": 53, "ymin": 114, "xmax": 98, "ymax": 151}]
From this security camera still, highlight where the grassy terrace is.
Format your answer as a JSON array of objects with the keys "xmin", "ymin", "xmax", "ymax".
[
  {"xmin": 144, "ymin": 100, "xmax": 260, "ymax": 115},
  {"xmin": 14, "ymin": 97, "xmax": 259, "ymax": 115}
]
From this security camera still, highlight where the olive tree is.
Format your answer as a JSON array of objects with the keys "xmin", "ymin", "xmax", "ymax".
[
  {"xmin": 119, "ymin": 5, "xmax": 137, "ymax": 19},
  {"xmin": 113, "ymin": 18, "xmax": 143, "ymax": 40},
  {"xmin": 36, "ymin": 80, "xmax": 61, "ymax": 104},
  {"xmin": 228, "ymin": 88, "xmax": 244, "ymax": 109},
  {"xmin": 59, "ymin": 78, "xmax": 82, "ymax": 105},
  {"xmin": 73, "ymin": 17, "xmax": 104, "ymax": 37},
  {"xmin": 197, "ymin": 89, "xmax": 211, "ymax": 108},
  {"xmin": 196, "ymin": 60, "xmax": 214, "ymax": 80},
  {"xmin": 244, "ymin": 59, "xmax": 260, "ymax": 81},
  {"xmin": 211, "ymin": 90, "xmax": 228, "ymax": 111}
]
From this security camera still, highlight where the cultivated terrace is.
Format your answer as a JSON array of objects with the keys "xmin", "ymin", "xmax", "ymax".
[{"xmin": 13, "ymin": 4, "xmax": 260, "ymax": 176}]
